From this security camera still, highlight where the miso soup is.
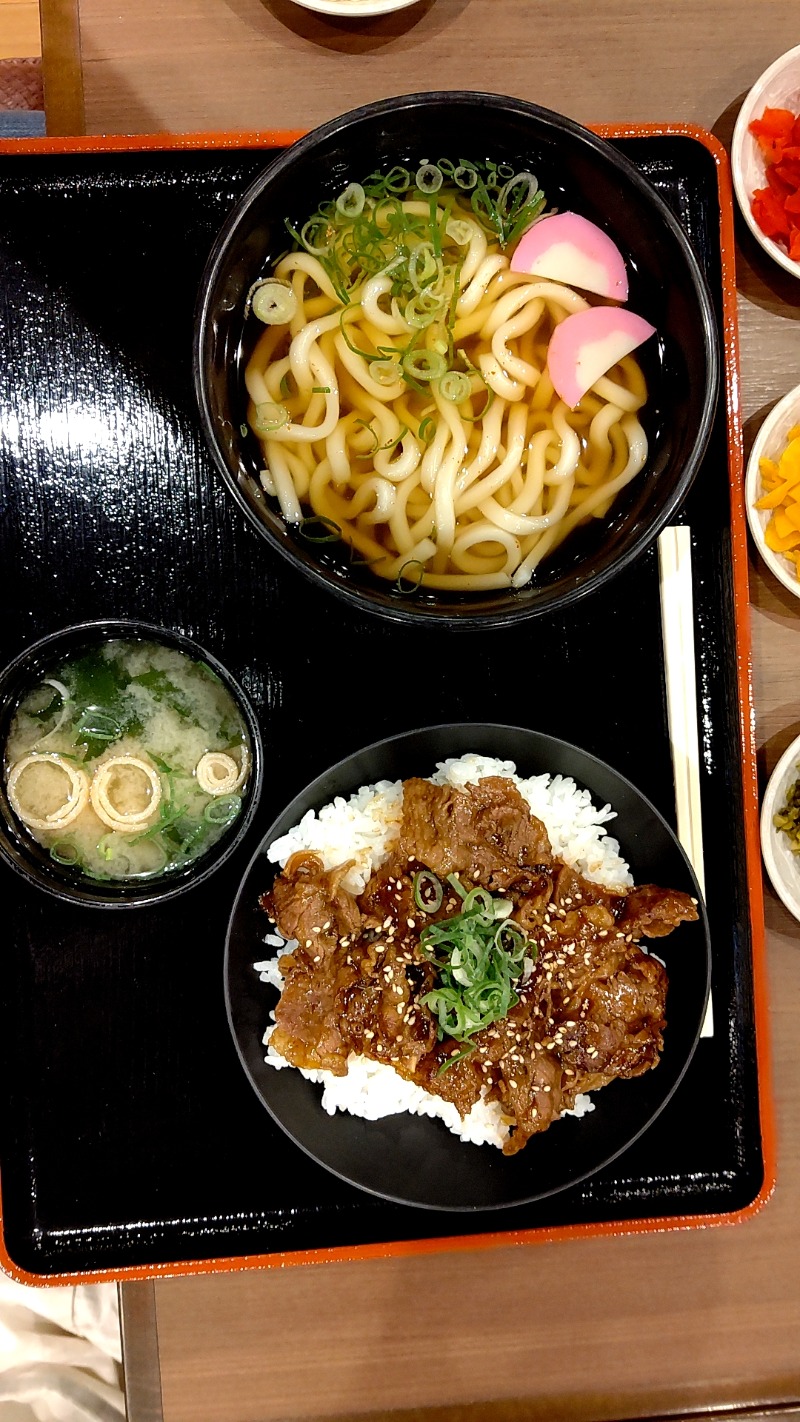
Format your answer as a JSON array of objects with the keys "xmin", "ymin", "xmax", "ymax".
[{"xmin": 3, "ymin": 639, "xmax": 253, "ymax": 882}]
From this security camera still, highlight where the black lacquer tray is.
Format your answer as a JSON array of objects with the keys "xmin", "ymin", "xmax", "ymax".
[{"xmin": 0, "ymin": 128, "xmax": 771, "ymax": 1280}]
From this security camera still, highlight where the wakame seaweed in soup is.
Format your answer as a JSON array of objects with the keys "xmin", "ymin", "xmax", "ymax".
[{"xmin": 3, "ymin": 640, "xmax": 252, "ymax": 882}]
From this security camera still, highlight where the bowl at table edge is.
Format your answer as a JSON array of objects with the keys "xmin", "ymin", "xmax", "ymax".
[
  {"xmin": 194, "ymin": 90, "xmax": 719, "ymax": 631},
  {"xmin": 745, "ymin": 382, "xmax": 800, "ymax": 600},
  {"xmin": 286, "ymin": 0, "xmax": 422, "ymax": 15},
  {"xmin": 761, "ymin": 729, "xmax": 800, "ymax": 925},
  {"xmin": 731, "ymin": 44, "xmax": 800, "ymax": 281},
  {"xmin": 224, "ymin": 722, "xmax": 711, "ymax": 1210},
  {"xmin": 0, "ymin": 620, "xmax": 264, "ymax": 909}
]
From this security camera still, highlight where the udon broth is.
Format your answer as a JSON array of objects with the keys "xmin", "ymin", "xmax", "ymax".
[
  {"xmin": 4, "ymin": 640, "xmax": 252, "ymax": 882},
  {"xmin": 244, "ymin": 158, "xmax": 649, "ymax": 594}
]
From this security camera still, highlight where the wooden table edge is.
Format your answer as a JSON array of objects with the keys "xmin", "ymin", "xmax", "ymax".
[{"xmin": 117, "ymin": 1265, "xmax": 800, "ymax": 1422}]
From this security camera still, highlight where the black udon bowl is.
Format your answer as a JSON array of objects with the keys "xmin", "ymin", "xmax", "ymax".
[
  {"xmin": 0, "ymin": 620, "xmax": 264, "ymax": 909},
  {"xmin": 194, "ymin": 91, "xmax": 718, "ymax": 630},
  {"xmin": 225, "ymin": 723, "xmax": 711, "ymax": 1210}
]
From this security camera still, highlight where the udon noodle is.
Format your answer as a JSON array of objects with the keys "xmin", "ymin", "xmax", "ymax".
[{"xmin": 244, "ymin": 162, "xmax": 649, "ymax": 592}]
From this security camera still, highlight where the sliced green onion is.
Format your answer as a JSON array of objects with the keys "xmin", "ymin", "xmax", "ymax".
[
  {"xmin": 461, "ymin": 384, "xmax": 496, "ymax": 422},
  {"xmin": 462, "ymin": 886, "xmax": 493, "ymax": 916},
  {"xmin": 354, "ymin": 419, "xmax": 379, "ymax": 455},
  {"xmin": 454, "ymin": 163, "xmax": 478, "ymax": 190},
  {"xmin": 438, "ymin": 370, "xmax": 471, "ymax": 403},
  {"xmin": 497, "ymin": 171, "xmax": 539, "ymax": 219},
  {"xmin": 384, "ymin": 165, "xmax": 412, "ymax": 194},
  {"xmin": 336, "ymin": 183, "xmax": 366, "ymax": 218},
  {"xmin": 413, "ymin": 870, "xmax": 443, "ymax": 914},
  {"xmin": 203, "ymin": 794, "xmax": 242, "ymax": 826},
  {"xmin": 311, "ymin": 386, "xmax": 331, "ymax": 394},
  {"xmin": 416, "ymin": 163, "xmax": 443, "ymax": 194},
  {"xmin": 404, "ymin": 293, "xmax": 442, "ymax": 330},
  {"xmin": 395, "ymin": 560, "xmax": 425, "ymax": 595},
  {"xmin": 408, "ymin": 243, "xmax": 439, "ymax": 293},
  {"xmin": 420, "ymin": 883, "xmax": 532, "ymax": 1045},
  {"xmin": 369, "ymin": 359, "xmax": 402, "ymax": 386},
  {"xmin": 503, "ymin": 192, "xmax": 547, "ymax": 248},
  {"xmin": 97, "ymin": 834, "xmax": 118, "ymax": 862},
  {"xmin": 178, "ymin": 824, "xmax": 207, "ymax": 859},
  {"xmin": 299, "ymin": 515, "xmax": 341, "ymax": 543},
  {"xmin": 299, "ymin": 218, "xmax": 334, "ymax": 256},
  {"xmin": 355, "ymin": 423, "xmax": 409, "ymax": 461},
  {"xmin": 251, "ymin": 279, "xmax": 298, "ymax": 326},
  {"xmin": 403, "ymin": 349, "xmax": 447, "ymax": 383},
  {"xmin": 252, "ymin": 402, "xmax": 290, "ymax": 435},
  {"xmin": 339, "ymin": 310, "xmax": 388, "ymax": 364},
  {"xmin": 378, "ymin": 424, "xmax": 409, "ymax": 454},
  {"xmin": 446, "ymin": 218, "xmax": 473, "ymax": 246},
  {"xmin": 418, "ymin": 416, "xmax": 436, "ymax": 445},
  {"xmin": 50, "ymin": 841, "xmax": 79, "ymax": 867},
  {"xmin": 437, "ymin": 1043, "xmax": 477, "ymax": 1075}
]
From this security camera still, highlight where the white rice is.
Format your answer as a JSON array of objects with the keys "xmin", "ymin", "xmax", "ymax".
[{"xmin": 257, "ymin": 753, "xmax": 632, "ymax": 1149}]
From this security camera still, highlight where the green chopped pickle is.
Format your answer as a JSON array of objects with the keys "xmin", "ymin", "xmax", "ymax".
[
  {"xmin": 774, "ymin": 768, "xmax": 800, "ymax": 853},
  {"xmin": 4, "ymin": 640, "xmax": 252, "ymax": 884}
]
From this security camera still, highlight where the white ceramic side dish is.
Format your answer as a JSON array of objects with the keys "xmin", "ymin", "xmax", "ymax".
[
  {"xmin": 761, "ymin": 729, "xmax": 800, "ymax": 924},
  {"xmin": 287, "ymin": 0, "xmax": 422, "ymax": 16},
  {"xmin": 731, "ymin": 43, "xmax": 800, "ymax": 280},
  {"xmin": 745, "ymin": 381, "xmax": 800, "ymax": 599}
]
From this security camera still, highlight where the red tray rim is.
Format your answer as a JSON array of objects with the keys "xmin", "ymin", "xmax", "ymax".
[{"xmin": 0, "ymin": 120, "xmax": 776, "ymax": 1285}]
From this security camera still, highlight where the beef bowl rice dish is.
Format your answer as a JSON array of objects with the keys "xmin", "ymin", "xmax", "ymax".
[
  {"xmin": 195, "ymin": 92, "xmax": 717, "ymax": 628},
  {"xmin": 254, "ymin": 753, "xmax": 700, "ymax": 1163}
]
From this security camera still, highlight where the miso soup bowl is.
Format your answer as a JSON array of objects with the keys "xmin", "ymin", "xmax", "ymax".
[
  {"xmin": 0, "ymin": 620, "xmax": 264, "ymax": 909},
  {"xmin": 194, "ymin": 90, "xmax": 719, "ymax": 630}
]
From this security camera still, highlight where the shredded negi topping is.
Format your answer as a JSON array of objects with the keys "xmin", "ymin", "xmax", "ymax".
[
  {"xmin": 259, "ymin": 775, "xmax": 699, "ymax": 1155},
  {"xmin": 274, "ymin": 158, "xmax": 547, "ymax": 393},
  {"xmin": 418, "ymin": 875, "xmax": 534, "ymax": 1063}
]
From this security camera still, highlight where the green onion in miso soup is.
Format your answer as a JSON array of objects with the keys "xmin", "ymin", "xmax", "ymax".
[{"xmin": 3, "ymin": 640, "xmax": 252, "ymax": 882}]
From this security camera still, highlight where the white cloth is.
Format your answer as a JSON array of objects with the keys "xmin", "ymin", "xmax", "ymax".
[{"xmin": 0, "ymin": 1278, "xmax": 124, "ymax": 1422}]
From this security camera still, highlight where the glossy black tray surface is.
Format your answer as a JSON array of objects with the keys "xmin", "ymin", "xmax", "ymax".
[{"xmin": 0, "ymin": 136, "xmax": 762, "ymax": 1277}]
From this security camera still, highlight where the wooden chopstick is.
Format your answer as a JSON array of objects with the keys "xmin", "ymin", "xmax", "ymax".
[{"xmin": 657, "ymin": 525, "xmax": 713, "ymax": 1037}]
